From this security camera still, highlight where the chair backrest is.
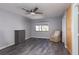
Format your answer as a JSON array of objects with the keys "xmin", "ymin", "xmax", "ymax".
[{"xmin": 54, "ymin": 30, "xmax": 61, "ymax": 37}]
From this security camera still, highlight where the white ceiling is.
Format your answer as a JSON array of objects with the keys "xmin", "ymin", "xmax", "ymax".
[{"xmin": 0, "ymin": 3, "xmax": 70, "ymax": 19}]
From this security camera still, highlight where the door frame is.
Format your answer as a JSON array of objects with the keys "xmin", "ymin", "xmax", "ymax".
[{"xmin": 71, "ymin": 3, "xmax": 78, "ymax": 55}]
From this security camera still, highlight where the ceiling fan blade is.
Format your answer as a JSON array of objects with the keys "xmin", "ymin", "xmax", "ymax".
[
  {"xmin": 35, "ymin": 12, "xmax": 43, "ymax": 14},
  {"xmin": 22, "ymin": 8, "xmax": 30, "ymax": 12},
  {"xmin": 33, "ymin": 7, "xmax": 38, "ymax": 12}
]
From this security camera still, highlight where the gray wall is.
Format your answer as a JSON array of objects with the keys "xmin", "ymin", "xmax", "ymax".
[
  {"xmin": 0, "ymin": 8, "xmax": 62, "ymax": 50},
  {"xmin": 31, "ymin": 17, "xmax": 62, "ymax": 39},
  {"xmin": 25, "ymin": 19, "xmax": 31, "ymax": 40},
  {"xmin": 62, "ymin": 12, "xmax": 66, "ymax": 48},
  {"xmin": 0, "ymin": 9, "xmax": 31, "ymax": 50}
]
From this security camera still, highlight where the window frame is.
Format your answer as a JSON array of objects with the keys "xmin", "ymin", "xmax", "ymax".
[{"xmin": 35, "ymin": 24, "xmax": 49, "ymax": 32}]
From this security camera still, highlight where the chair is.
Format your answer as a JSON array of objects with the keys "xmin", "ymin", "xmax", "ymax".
[{"xmin": 50, "ymin": 30, "xmax": 61, "ymax": 42}]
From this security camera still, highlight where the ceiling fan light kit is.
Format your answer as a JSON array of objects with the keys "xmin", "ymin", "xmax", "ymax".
[{"xmin": 30, "ymin": 12, "xmax": 35, "ymax": 15}]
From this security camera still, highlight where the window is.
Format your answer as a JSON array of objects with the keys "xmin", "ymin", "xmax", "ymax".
[
  {"xmin": 42, "ymin": 25, "xmax": 49, "ymax": 31},
  {"xmin": 35, "ymin": 25, "xmax": 49, "ymax": 31},
  {"xmin": 36, "ymin": 25, "xmax": 41, "ymax": 31}
]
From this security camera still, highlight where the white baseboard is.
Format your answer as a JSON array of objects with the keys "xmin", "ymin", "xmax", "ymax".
[
  {"xmin": 30, "ymin": 37, "xmax": 49, "ymax": 39},
  {"xmin": 0, "ymin": 43, "xmax": 14, "ymax": 50},
  {"xmin": 25, "ymin": 37, "xmax": 31, "ymax": 40}
]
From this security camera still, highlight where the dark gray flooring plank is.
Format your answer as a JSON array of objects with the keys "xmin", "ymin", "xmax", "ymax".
[{"xmin": 0, "ymin": 38, "xmax": 68, "ymax": 55}]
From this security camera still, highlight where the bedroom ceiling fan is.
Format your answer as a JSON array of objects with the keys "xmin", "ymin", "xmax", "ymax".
[{"xmin": 22, "ymin": 7, "xmax": 43, "ymax": 15}]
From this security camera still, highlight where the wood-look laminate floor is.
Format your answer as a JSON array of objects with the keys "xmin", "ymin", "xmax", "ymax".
[{"xmin": 0, "ymin": 38, "xmax": 68, "ymax": 55}]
